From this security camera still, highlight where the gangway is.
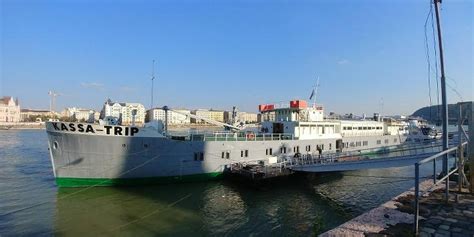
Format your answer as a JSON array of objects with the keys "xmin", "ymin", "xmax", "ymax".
[{"xmin": 287, "ymin": 142, "xmax": 450, "ymax": 173}]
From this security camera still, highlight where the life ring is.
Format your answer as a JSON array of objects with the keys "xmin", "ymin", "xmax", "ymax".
[{"xmin": 246, "ymin": 133, "xmax": 255, "ymax": 140}]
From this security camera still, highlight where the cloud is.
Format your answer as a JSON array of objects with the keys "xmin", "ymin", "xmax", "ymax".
[
  {"xmin": 337, "ymin": 59, "xmax": 350, "ymax": 65},
  {"xmin": 80, "ymin": 82, "xmax": 104, "ymax": 90}
]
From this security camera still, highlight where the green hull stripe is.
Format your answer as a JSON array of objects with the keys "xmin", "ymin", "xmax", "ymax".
[{"xmin": 56, "ymin": 172, "xmax": 223, "ymax": 187}]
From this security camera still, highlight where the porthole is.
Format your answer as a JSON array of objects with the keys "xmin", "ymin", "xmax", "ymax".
[
  {"xmin": 53, "ymin": 141, "xmax": 58, "ymax": 150},
  {"xmin": 122, "ymin": 144, "xmax": 126, "ymax": 148}
]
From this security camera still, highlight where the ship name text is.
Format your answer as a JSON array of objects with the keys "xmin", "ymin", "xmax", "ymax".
[{"xmin": 51, "ymin": 123, "xmax": 139, "ymax": 136}]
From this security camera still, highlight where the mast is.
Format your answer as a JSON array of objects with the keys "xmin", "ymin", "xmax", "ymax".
[
  {"xmin": 433, "ymin": 0, "xmax": 449, "ymax": 198},
  {"xmin": 151, "ymin": 59, "xmax": 155, "ymax": 109}
]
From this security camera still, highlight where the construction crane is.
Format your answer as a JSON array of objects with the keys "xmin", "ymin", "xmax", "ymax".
[{"xmin": 48, "ymin": 91, "xmax": 60, "ymax": 117}]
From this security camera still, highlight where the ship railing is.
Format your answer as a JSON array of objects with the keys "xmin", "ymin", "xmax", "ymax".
[{"xmin": 189, "ymin": 132, "xmax": 295, "ymax": 141}]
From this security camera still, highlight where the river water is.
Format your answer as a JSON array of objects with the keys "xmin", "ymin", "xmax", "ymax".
[{"xmin": 0, "ymin": 129, "xmax": 457, "ymax": 236}]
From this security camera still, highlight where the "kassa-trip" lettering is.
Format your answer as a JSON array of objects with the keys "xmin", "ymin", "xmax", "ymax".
[{"xmin": 51, "ymin": 123, "xmax": 139, "ymax": 136}]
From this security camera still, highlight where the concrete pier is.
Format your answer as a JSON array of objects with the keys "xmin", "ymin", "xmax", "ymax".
[{"xmin": 319, "ymin": 180, "xmax": 441, "ymax": 237}]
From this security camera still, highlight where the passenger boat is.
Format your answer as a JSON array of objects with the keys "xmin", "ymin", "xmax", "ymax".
[{"xmin": 46, "ymin": 100, "xmax": 420, "ymax": 187}]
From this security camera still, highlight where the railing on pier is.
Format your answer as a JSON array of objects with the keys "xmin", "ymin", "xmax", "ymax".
[{"xmin": 413, "ymin": 140, "xmax": 469, "ymax": 235}]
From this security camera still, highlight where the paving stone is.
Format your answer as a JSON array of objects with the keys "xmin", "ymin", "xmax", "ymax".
[
  {"xmin": 452, "ymin": 233, "xmax": 470, "ymax": 237},
  {"xmin": 439, "ymin": 225, "xmax": 450, "ymax": 230},
  {"xmin": 427, "ymin": 219, "xmax": 443, "ymax": 225},
  {"xmin": 419, "ymin": 231, "xmax": 430, "ymax": 237},
  {"xmin": 421, "ymin": 227, "xmax": 436, "ymax": 234},
  {"xmin": 446, "ymin": 218, "xmax": 458, "ymax": 223},
  {"xmin": 436, "ymin": 229, "xmax": 451, "ymax": 236},
  {"xmin": 461, "ymin": 210, "xmax": 473, "ymax": 215}
]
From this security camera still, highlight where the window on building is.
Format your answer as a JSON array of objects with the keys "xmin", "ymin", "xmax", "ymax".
[
  {"xmin": 306, "ymin": 145, "xmax": 311, "ymax": 152},
  {"xmin": 377, "ymin": 140, "xmax": 381, "ymax": 145},
  {"xmin": 385, "ymin": 139, "xmax": 389, "ymax": 144},
  {"xmin": 221, "ymin": 152, "xmax": 225, "ymax": 159},
  {"xmin": 245, "ymin": 150, "xmax": 249, "ymax": 157},
  {"xmin": 226, "ymin": 152, "xmax": 230, "ymax": 159},
  {"xmin": 329, "ymin": 143, "xmax": 332, "ymax": 150}
]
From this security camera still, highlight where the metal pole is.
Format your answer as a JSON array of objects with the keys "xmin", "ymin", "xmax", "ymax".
[
  {"xmin": 163, "ymin": 106, "xmax": 168, "ymax": 136},
  {"xmin": 151, "ymin": 60, "xmax": 155, "ymax": 109},
  {"xmin": 414, "ymin": 163, "xmax": 420, "ymax": 235},
  {"xmin": 458, "ymin": 103, "xmax": 463, "ymax": 192},
  {"xmin": 433, "ymin": 0, "xmax": 449, "ymax": 202}
]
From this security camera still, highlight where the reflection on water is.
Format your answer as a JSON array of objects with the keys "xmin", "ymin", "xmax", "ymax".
[
  {"xmin": 0, "ymin": 129, "xmax": 460, "ymax": 236},
  {"xmin": 53, "ymin": 176, "xmax": 350, "ymax": 236}
]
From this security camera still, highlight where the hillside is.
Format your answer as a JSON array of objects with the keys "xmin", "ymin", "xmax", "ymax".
[{"xmin": 412, "ymin": 102, "xmax": 472, "ymax": 124}]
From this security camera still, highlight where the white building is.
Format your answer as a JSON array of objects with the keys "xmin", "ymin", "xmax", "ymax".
[
  {"xmin": 101, "ymin": 99, "xmax": 146, "ymax": 125},
  {"xmin": 191, "ymin": 109, "xmax": 212, "ymax": 124},
  {"xmin": 0, "ymin": 96, "xmax": 20, "ymax": 123},
  {"xmin": 20, "ymin": 109, "xmax": 53, "ymax": 122},
  {"xmin": 238, "ymin": 112, "xmax": 259, "ymax": 123},
  {"xmin": 63, "ymin": 107, "xmax": 98, "ymax": 122},
  {"xmin": 147, "ymin": 108, "xmax": 191, "ymax": 124}
]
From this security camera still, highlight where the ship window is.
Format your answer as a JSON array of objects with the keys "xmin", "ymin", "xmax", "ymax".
[
  {"xmin": 200, "ymin": 152, "xmax": 204, "ymax": 161},
  {"xmin": 321, "ymin": 144, "xmax": 324, "ymax": 150},
  {"xmin": 226, "ymin": 152, "xmax": 230, "ymax": 159},
  {"xmin": 245, "ymin": 150, "xmax": 249, "ymax": 157},
  {"xmin": 222, "ymin": 152, "xmax": 225, "ymax": 159},
  {"xmin": 241, "ymin": 150, "xmax": 244, "ymax": 157},
  {"xmin": 329, "ymin": 143, "xmax": 332, "ymax": 150},
  {"xmin": 363, "ymin": 141, "xmax": 368, "ymax": 146},
  {"xmin": 368, "ymin": 127, "xmax": 372, "ymax": 130},
  {"xmin": 358, "ymin": 127, "xmax": 362, "ymax": 130},
  {"xmin": 194, "ymin": 153, "xmax": 198, "ymax": 161},
  {"xmin": 293, "ymin": 146, "xmax": 300, "ymax": 153},
  {"xmin": 385, "ymin": 139, "xmax": 389, "ymax": 144},
  {"xmin": 377, "ymin": 140, "xmax": 381, "ymax": 145},
  {"xmin": 306, "ymin": 145, "xmax": 311, "ymax": 152},
  {"xmin": 266, "ymin": 148, "xmax": 273, "ymax": 155}
]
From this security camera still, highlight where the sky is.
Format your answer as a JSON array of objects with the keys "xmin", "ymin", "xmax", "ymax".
[{"xmin": 1, "ymin": 0, "xmax": 472, "ymax": 115}]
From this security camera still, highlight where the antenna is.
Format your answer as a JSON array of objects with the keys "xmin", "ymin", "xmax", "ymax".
[{"xmin": 151, "ymin": 59, "xmax": 155, "ymax": 109}]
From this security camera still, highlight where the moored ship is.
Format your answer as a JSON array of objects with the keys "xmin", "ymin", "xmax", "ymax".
[{"xmin": 46, "ymin": 100, "xmax": 417, "ymax": 187}]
